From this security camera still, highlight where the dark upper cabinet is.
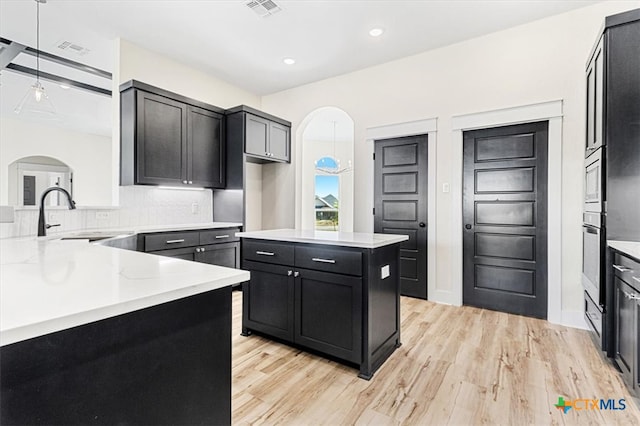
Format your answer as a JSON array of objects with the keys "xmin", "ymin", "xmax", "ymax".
[
  {"xmin": 120, "ymin": 80, "xmax": 225, "ymax": 189},
  {"xmin": 188, "ymin": 106, "xmax": 225, "ymax": 188},
  {"xmin": 226, "ymin": 105, "xmax": 291, "ymax": 164},
  {"xmin": 585, "ymin": 37, "xmax": 604, "ymax": 157},
  {"xmin": 602, "ymin": 11, "xmax": 640, "ymax": 240}
]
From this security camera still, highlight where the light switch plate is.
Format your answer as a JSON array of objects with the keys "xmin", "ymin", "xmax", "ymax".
[
  {"xmin": 381, "ymin": 265, "xmax": 390, "ymax": 279},
  {"xmin": 443, "ymin": 183, "xmax": 450, "ymax": 193}
]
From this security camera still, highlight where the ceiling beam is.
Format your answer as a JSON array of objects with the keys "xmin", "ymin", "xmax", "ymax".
[
  {"xmin": 5, "ymin": 63, "xmax": 112, "ymax": 97},
  {"xmin": 0, "ymin": 40, "xmax": 27, "ymax": 70},
  {"xmin": 0, "ymin": 37, "xmax": 112, "ymax": 80}
]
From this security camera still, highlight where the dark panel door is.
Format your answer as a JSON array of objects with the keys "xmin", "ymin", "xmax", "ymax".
[
  {"xmin": 136, "ymin": 91, "xmax": 187, "ymax": 185},
  {"xmin": 615, "ymin": 277, "xmax": 634, "ymax": 385},
  {"xmin": 187, "ymin": 106, "xmax": 224, "ymax": 188},
  {"xmin": 374, "ymin": 135, "xmax": 428, "ymax": 299},
  {"xmin": 23, "ymin": 175, "xmax": 36, "ymax": 206},
  {"xmin": 463, "ymin": 121, "xmax": 548, "ymax": 319}
]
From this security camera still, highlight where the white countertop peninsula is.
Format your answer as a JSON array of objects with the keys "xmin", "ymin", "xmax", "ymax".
[
  {"xmin": 608, "ymin": 240, "xmax": 640, "ymax": 261},
  {"xmin": 236, "ymin": 228, "xmax": 408, "ymax": 248},
  {"xmin": 0, "ymin": 237, "xmax": 249, "ymax": 346}
]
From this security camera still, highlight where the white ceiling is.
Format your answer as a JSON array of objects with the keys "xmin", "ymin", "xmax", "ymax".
[
  {"xmin": 1, "ymin": 0, "xmax": 603, "ymax": 137},
  {"xmin": 1, "ymin": 0, "xmax": 601, "ymax": 96}
]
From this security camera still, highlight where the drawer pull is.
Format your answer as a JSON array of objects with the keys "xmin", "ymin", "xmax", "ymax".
[
  {"xmin": 287, "ymin": 270, "xmax": 293, "ymax": 276},
  {"xmin": 215, "ymin": 235, "xmax": 230, "ymax": 239},
  {"xmin": 294, "ymin": 271, "xmax": 300, "ymax": 277},
  {"xmin": 256, "ymin": 251, "xmax": 275, "ymax": 256},
  {"xmin": 613, "ymin": 264, "xmax": 632, "ymax": 272},
  {"xmin": 166, "ymin": 239, "xmax": 185, "ymax": 244},
  {"xmin": 312, "ymin": 258, "xmax": 336, "ymax": 264}
]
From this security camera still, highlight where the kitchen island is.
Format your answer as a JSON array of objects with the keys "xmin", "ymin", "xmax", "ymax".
[
  {"xmin": 236, "ymin": 229, "xmax": 408, "ymax": 379},
  {"xmin": 0, "ymin": 237, "xmax": 249, "ymax": 425}
]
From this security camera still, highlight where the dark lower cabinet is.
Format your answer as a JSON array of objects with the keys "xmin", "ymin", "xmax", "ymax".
[
  {"xmin": 140, "ymin": 228, "xmax": 240, "ymax": 269},
  {"xmin": 611, "ymin": 248, "xmax": 640, "ymax": 397},
  {"xmin": 0, "ymin": 287, "xmax": 232, "ymax": 425},
  {"xmin": 615, "ymin": 277, "xmax": 635, "ymax": 388},
  {"xmin": 242, "ymin": 261, "xmax": 294, "ymax": 342},
  {"xmin": 240, "ymin": 238, "xmax": 401, "ymax": 379},
  {"xmin": 295, "ymin": 269, "xmax": 362, "ymax": 364}
]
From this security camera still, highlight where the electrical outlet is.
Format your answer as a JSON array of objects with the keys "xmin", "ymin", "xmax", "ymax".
[
  {"xmin": 96, "ymin": 211, "xmax": 110, "ymax": 220},
  {"xmin": 442, "ymin": 183, "xmax": 450, "ymax": 193},
  {"xmin": 48, "ymin": 212, "xmax": 58, "ymax": 222},
  {"xmin": 191, "ymin": 203, "xmax": 199, "ymax": 214}
]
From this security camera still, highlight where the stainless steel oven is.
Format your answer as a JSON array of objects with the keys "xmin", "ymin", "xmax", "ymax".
[{"xmin": 584, "ymin": 148, "xmax": 603, "ymax": 213}]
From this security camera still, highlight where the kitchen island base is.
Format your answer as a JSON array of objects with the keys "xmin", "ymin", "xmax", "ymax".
[
  {"xmin": 0, "ymin": 287, "xmax": 231, "ymax": 426},
  {"xmin": 238, "ymin": 232, "xmax": 406, "ymax": 380}
]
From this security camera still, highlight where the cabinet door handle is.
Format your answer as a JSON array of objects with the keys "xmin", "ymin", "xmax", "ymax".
[
  {"xmin": 294, "ymin": 271, "xmax": 300, "ymax": 277},
  {"xmin": 613, "ymin": 264, "xmax": 632, "ymax": 272},
  {"xmin": 195, "ymin": 247, "xmax": 201, "ymax": 253},
  {"xmin": 312, "ymin": 258, "xmax": 336, "ymax": 264},
  {"xmin": 188, "ymin": 181, "xmax": 193, "ymax": 184},
  {"xmin": 256, "ymin": 251, "xmax": 275, "ymax": 256},
  {"xmin": 166, "ymin": 239, "xmax": 185, "ymax": 244},
  {"xmin": 183, "ymin": 180, "xmax": 188, "ymax": 184},
  {"xmin": 287, "ymin": 270, "xmax": 293, "ymax": 276},
  {"xmin": 215, "ymin": 235, "xmax": 230, "ymax": 239}
]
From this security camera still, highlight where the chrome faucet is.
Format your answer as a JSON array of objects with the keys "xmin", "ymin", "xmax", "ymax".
[{"xmin": 37, "ymin": 186, "xmax": 76, "ymax": 237}]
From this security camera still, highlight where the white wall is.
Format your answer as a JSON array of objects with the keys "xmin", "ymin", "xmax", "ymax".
[
  {"xmin": 113, "ymin": 39, "xmax": 263, "ymax": 228},
  {"xmin": 260, "ymin": 1, "xmax": 639, "ymax": 321},
  {"xmin": 0, "ymin": 116, "xmax": 112, "ymax": 206}
]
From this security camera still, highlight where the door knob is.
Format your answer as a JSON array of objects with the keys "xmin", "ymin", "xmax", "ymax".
[
  {"xmin": 465, "ymin": 224, "xmax": 472, "ymax": 230},
  {"xmin": 419, "ymin": 222, "xmax": 426, "ymax": 228}
]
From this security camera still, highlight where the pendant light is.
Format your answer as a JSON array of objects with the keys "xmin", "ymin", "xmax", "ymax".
[
  {"xmin": 315, "ymin": 121, "xmax": 352, "ymax": 175},
  {"xmin": 14, "ymin": 0, "xmax": 56, "ymax": 118}
]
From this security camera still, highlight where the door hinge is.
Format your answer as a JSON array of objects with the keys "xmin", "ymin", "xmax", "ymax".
[
  {"xmin": 372, "ymin": 152, "xmax": 375, "ymax": 160},
  {"xmin": 373, "ymin": 208, "xmax": 375, "ymax": 215}
]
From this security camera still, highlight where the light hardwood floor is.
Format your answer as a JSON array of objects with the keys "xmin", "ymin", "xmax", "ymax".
[{"xmin": 231, "ymin": 291, "xmax": 640, "ymax": 425}]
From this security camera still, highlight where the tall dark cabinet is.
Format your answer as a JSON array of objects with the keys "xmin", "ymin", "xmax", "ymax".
[{"xmin": 582, "ymin": 9, "xmax": 640, "ymax": 357}]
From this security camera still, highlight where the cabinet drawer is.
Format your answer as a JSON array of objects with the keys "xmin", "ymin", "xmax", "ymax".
[
  {"xmin": 613, "ymin": 252, "xmax": 640, "ymax": 291},
  {"xmin": 295, "ymin": 246, "xmax": 362, "ymax": 276},
  {"xmin": 144, "ymin": 231, "xmax": 199, "ymax": 251},
  {"xmin": 200, "ymin": 228, "xmax": 240, "ymax": 245},
  {"xmin": 243, "ymin": 239, "xmax": 294, "ymax": 266},
  {"xmin": 584, "ymin": 291, "xmax": 602, "ymax": 338}
]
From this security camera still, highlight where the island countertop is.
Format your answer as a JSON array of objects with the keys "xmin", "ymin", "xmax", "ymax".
[
  {"xmin": 0, "ymin": 237, "xmax": 249, "ymax": 346},
  {"xmin": 236, "ymin": 228, "xmax": 408, "ymax": 248}
]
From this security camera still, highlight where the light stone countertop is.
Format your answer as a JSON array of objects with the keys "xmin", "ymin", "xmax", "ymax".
[
  {"xmin": 0, "ymin": 233, "xmax": 249, "ymax": 347},
  {"xmin": 608, "ymin": 240, "xmax": 640, "ymax": 262},
  {"xmin": 236, "ymin": 228, "xmax": 409, "ymax": 249}
]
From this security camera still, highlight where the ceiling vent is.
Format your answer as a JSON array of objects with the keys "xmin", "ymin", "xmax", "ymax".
[
  {"xmin": 245, "ymin": 0, "xmax": 282, "ymax": 18},
  {"xmin": 55, "ymin": 40, "xmax": 90, "ymax": 56}
]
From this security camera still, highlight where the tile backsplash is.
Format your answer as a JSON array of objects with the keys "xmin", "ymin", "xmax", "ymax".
[{"xmin": 0, "ymin": 186, "xmax": 213, "ymax": 239}]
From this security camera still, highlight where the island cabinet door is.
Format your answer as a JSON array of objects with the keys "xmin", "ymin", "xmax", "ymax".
[
  {"xmin": 294, "ymin": 269, "xmax": 362, "ymax": 364},
  {"xmin": 242, "ymin": 260, "xmax": 294, "ymax": 342}
]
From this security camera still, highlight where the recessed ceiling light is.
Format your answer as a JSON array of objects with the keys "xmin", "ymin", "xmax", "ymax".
[
  {"xmin": 283, "ymin": 57, "xmax": 296, "ymax": 65},
  {"xmin": 369, "ymin": 28, "xmax": 384, "ymax": 37}
]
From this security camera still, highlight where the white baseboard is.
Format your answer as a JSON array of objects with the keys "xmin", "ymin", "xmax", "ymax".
[{"xmin": 560, "ymin": 310, "xmax": 589, "ymax": 330}]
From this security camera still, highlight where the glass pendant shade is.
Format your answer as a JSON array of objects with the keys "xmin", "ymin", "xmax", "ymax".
[
  {"xmin": 14, "ymin": 0, "xmax": 56, "ymax": 119},
  {"xmin": 314, "ymin": 121, "xmax": 353, "ymax": 175},
  {"xmin": 14, "ymin": 80, "xmax": 56, "ymax": 118}
]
